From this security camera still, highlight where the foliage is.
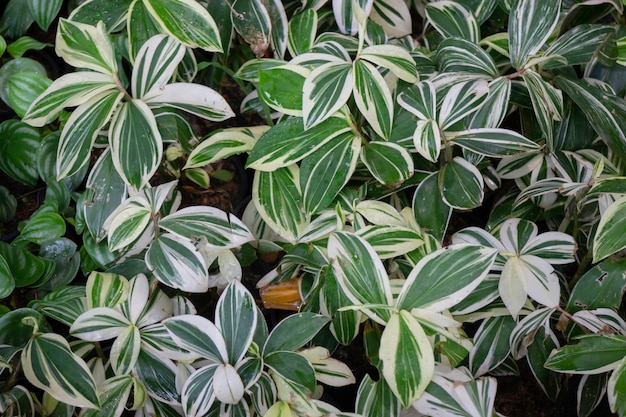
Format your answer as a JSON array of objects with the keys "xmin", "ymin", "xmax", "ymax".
[{"xmin": 1, "ymin": 0, "xmax": 626, "ymax": 416}]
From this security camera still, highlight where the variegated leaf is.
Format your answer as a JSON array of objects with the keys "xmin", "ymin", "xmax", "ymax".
[
  {"xmin": 104, "ymin": 195, "xmax": 153, "ymax": 253},
  {"xmin": 302, "ymin": 60, "xmax": 353, "ymax": 129},
  {"xmin": 509, "ymin": 0, "xmax": 561, "ymax": 69},
  {"xmin": 143, "ymin": 0, "xmax": 222, "ymax": 51},
  {"xmin": 522, "ymin": 69, "xmax": 563, "ymax": 146},
  {"xmin": 252, "ymin": 166, "xmax": 309, "ymax": 242},
  {"xmin": 146, "ymin": 233, "xmax": 209, "ymax": 293},
  {"xmin": 216, "ymin": 281, "xmax": 258, "ymax": 364},
  {"xmin": 300, "ymin": 347, "xmax": 356, "ymax": 386},
  {"xmin": 436, "ymin": 37, "xmax": 498, "ymax": 78},
  {"xmin": 184, "ymin": 129, "xmax": 258, "ymax": 169},
  {"xmin": 160, "ymin": 206, "xmax": 253, "ymax": 248},
  {"xmin": 356, "ymin": 225, "xmax": 423, "ymax": 259},
  {"xmin": 55, "ymin": 19, "xmax": 117, "ymax": 75},
  {"xmin": 510, "ymin": 307, "xmax": 556, "ymax": 360},
  {"xmin": 449, "ymin": 128, "xmax": 540, "ymax": 157},
  {"xmin": 22, "ymin": 333, "xmax": 100, "ymax": 409},
  {"xmin": 110, "ymin": 325, "xmax": 141, "ymax": 375},
  {"xmin": 131, "ymin": 34, "xmax": 186, "ymax": 99},
  {"xmin": 545, "ymin": 334, "xmax": 626, "ymax": 375},
  {"xmin": 361, "ymin": 141, "xmax": 413, "ymax": 186},
  {"xmin": 413, "ymin": 171, "xmax": 451, "ymax": 243},
  {"xmin": 85, "ymin": 271, "xmax": 129, "ymax": 309},
  {"xmin": 470, "ymin": 315, "xmax": 516, "ymax": 377},
  {"xmin": 301, "ymin": 132, "xmax": 360, "ymax": 215},
  {"xmin": 22, "ymin": 72, "xmax": 117, "ymax": 127},
  {"xmin": 231, "ymin": 0, "xmax": 272, "ymax": 57},
  {"xmin": 327, "ymin": 232, "xmax": 393, "ymax": 324},
  {"xmin": 143, "ymin": 82, "xmax": 234, "ymax": 122},
  {"xmin": 288, "ymin": 8, "xmax": 318, "ymax": 57},
  {"xmin": 440, "ymin": 157, "xmax": 484, "ymax": 210},
  {"xmin": 355, "ymin": 375, "xmax": 401, "ymax": 417},
  {"xmin": 264, "ymin": 0, "xmax": 288, "ymax": 59},
  {"xmin": 332, "ymin": 0, "xmax": 374, "ymax": 35},
  {"xmin": 413, "ymin": 119, "xmax": 441, "ymax": 162},
  {"xmin": 468, "ymin": 77, "xmax": 511, "ymax": 129},
  {"xmin": 353, "ymin": 60, "xmax": 394, "ymax": 139},
  {"xmin": 56, "ymin": 91, "xmax": 123, "ymax": 180},
  {"xmin": 593, "ymin": 195, "xmax": 626, "ymax": 262},
  {"xmin": 164, "ymin": 315, "xmax": 228, "ymax": 363},
  {"xmin": 397, "ymin": 244, "xmax": 497, "ymax": 312},
  {"xmin": 258, "ymin": 65, "xmax": 308, "ymax": 116},
  {"xmin": 425, "ymin": 1, "xmax": 480, "ymax": 44},
  {"xmin": 438, "ymin": 80, "xmax": 489, "ymax": 130},
  {"xmin": 109, "ymin": 99, "xmax": 162, "ymax": 190},
  {"xmin": 397, "ymin": 80, "xmax": 436, "ymax": 120},
  {"xmin": 544, "ymin": 24, "xmax": 614, "ymax": 69},
  {"xmin": 380, "ymin": 310, "xmax": 434, "ymax": 407},
  {"xmin": 370, "ymin": 0, "xmax": 412, "ymax": 38},
  {"xmin": 181, "ymin": 364, "xmax": 218, "ymax": 417},
  {"xmin": 359, "ymin": 44, "xmax": 418, "ymax": 83},
  {"xmin": 247, "ymin": 117, "xmax": 351, "ymax": 171},
  {"xmin": 70, "ymin": 307, "xmax": 130, "ymax": 341}
]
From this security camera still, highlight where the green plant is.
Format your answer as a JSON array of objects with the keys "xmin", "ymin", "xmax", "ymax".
[{"xmin": 3, "ymin": 0, "xmax": 626, "ymax": 416}]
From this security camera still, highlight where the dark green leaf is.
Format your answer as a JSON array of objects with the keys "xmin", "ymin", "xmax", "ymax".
[
  {"xmin": 545, "ymin": 334, "xmax": 626, "ymax": 374},
  {"xmin": 0, "ymin": 120, "xmax": 41, "ymax": 186},
  {"xmin": 263, "ymin": 312, "xmax": 329, "ymax": 353}
]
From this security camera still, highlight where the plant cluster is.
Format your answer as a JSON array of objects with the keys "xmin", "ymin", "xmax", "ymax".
[{"xmin": 2, "ymin": 0, "xmax": 626, "ymax": 416}]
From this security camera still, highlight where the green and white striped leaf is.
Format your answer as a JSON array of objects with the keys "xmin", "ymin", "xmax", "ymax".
[
  {"xmin": 356, "ymin": 225, "xmax": 423, "ymax": 259},
  {"xmin": 185, "ymin": 129, "xmax": 258, "ymax": 169},
  {"xmin": 509, "ymin": 0, "xmax": 561, "ymax": 69},
  {"xmin": 288, "ymin": 9, "xmax": 317, "ymax": 57},
  {"xmin": 266, "ymin": 351, "xmax": 317, "ymax": 393},
  {"xmin": 436, "ymin": 37, "xmax": 498, "ymax": 78},
  {"xmin": 370, "ymin": 0, "xmax": 412, "ymax": 38},
  {"xmin": 27, "ymin": 0, "xmax": 63, "ymax": 31},
  {"xmin": 86, "ymin": 271, "xmax": 129, "ymax": 309},
  {"xmin": 127, "ymin": 0, "xmax": 162, "ymax": 62},
  {"xmin": 522, "ymin": 69, "xmax": 563, "ymax": 145},
  {"xmin": 332, "ymin": 0, "xmax": 374, "ymax": 35},
  {"xmin": 109, "ymin": 99, "xmax": 161, "ymax": 190},
  {"xmin": 353, "ymin": 60, "xmax": 393, "ymax": 139},
  {"xmin": 181, "ymin": 364, "xmax": 218, "ymax": 417},
  {"xmin": 264, "ymin": 0, "xmax": 288, "ymax": 59},
  {"xmin": 355, "ymin": 375, "xmax": 401, "ymax": 417},
  {"xmin": 22, "ymin": 72, "xmax": 117, "ymax": 127},
  {"xmin": 544, "ymin": 24, "xmax": 614, "ymax": 69},
  {"xmin": 160, "ymin": 206, "xmax": 253, "ymax": 248},
  {"xmin": 449, "ymin": 128, "xmax": 540, "ymax": 157},
  {"xmin": 258, "ymin": 65, "xmax": 308, "ymax": 116},
  {"xmin": 301, "ymin": 347, "xmax": 356, "ymax": 386},
  {"xmin": 81, "ymin": 375, "xmax": 144, "ymax": 417},
  {"xmin": 104, "ymin": 195, "xmax": 153, "ymax": 253},
  {"xmin": 413, "ymin": 119, "xmax": 441, "ymax": 162},
  {"xmin": 164, "ymin": 315, "xmax": 228, "ymax": 363},
  {"xmin": 322, "ymin": 268, "xmax": 361, "ymax": 345},
  {"xmin": 110, "ymin": 325, "xmax": 141, "ymax": 375},
  {"xmin": 143, "ymin": 0, "xmax": 222, "ymax": 51},
  {"xmin": 302, "ymin": 60, "xmax": 353, "ymax": 129},
  {"xmin": 469, "ymin": 77, "xmax": 511, "ymax": 129},
  {"xmin": 18, "ymin": 212, "xmax": 66, "ymax": 245},
  {"xmin": 361, "ymin": 141, "xmax": 413, "ymax": 186},
  {"xmin": 70, "ymin": 307, "xmax": 130, "ymax": 341},
  {"xmin": 327, "ymin": 232, "xmax": 393, "ymax": 324},
  {"xmin": 0, "ymin": 385, "xmax": 36, "ymax": 417},
  {"xmin": 231, "ymin": 0, "xmax": 272, "ymax": 57},
  {"xmin": 567, "ymin": 258, "xmax": 626, "ymax": 314},
  {"xmin": 398, "ymin": 80, "xmax": 436, "ymax": 120},
  {"xmin": 470, "ymin": 315, "xmax": 516, "ymax": 377},
  {"xmin": 413, "ymin": 172, "xmax": 451, "ymax": 243},
  {"xmin": 438, "ymin": 80, "xmax": 489, "ymax": 130},
  {"xmin": 593, "ymin": 195, "xmax": 626, "ymax": 262},
  {"xmin": 608, "ymin": 356, "xmax": 626, "ymax": 415},
  {"xmin": 301, "ymin": 132, "xmax": 360, "ymax": 215},
  {"xmin": 132, "ymin": 34, "xmax": 185, "ymax": 99},
  {"xmin": 134, "ymin": 347, "xmax": 178, "ymax": 404},
  {"xmin": 263, "ymin": 312, "xmax": 329, "ymax": 353},
  {"xmin": 143, "ymin": 82, "xmax": 234, "ymax": 122},
  {"xmin": 509, "ymin": 307, "xmax": 556, "ymax": 359},
  {"xmin": 56, "ymin": 19, "xmax": 117, "ymax": 75},
  {"xmin": 252, "ymin": 166, "xmax": 309, "ymax": 242},
  {"xmin": 146, "ymin": 233, "xmax": 209, "ymax": 293},
  {"xmin": 439, "ymin": 157, "xmax": 484, "ymax": 210},
  {"xmin": 247, "ymin": 117, "xmax": 351, "ymax": 171},
  {"xmin": 22, "ymin": 333, "xmax": 100, "ymax": 409},
  {"xmin": 425, "ymin": 1, "xmax": 480, "ymax": 44},
  {"xmin": 216, "ymin": 281, "xmax": 257, "ymax": 364},
  {"xmin": 359, "ymin": 44, "xmax": 418, "ymax": 83},
  {"xmin": 235, "ymin": 58, "xmax": 286, "ymax": 83},
  {"xmin": 545, "ymin": 334, "xmax": 626, "ymax": 374},
  {"xmin": 397, "ymin": 244, "xmax": 497, "ymax": 312},
  {"xmin": 57, "ymin": 91, "xmax": 123, "ymax": 180},
  {"xmin": 380, "ymin": 310, "xmax": 434, "ymax": 407},
  {"xmin": 355, "ymin": 200, "xmax": 406, "ymax": 226}
]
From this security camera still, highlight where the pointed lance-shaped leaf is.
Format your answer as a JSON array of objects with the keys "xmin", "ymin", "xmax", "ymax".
[
  {"xmin": 509, "ymin": 0, "xmax": 561, "ymax": 69},
  {"xmin": 131, "ymin": 34, "xmax": 186, "ymax": 99},
  {"xmin": 56, "ymin": 19, "xmax": 117, "ymax": 75}
]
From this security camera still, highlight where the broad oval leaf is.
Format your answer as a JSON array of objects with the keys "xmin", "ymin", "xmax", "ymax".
[
  {"xmin": 0, "ymin": 120, "xmax": 41, "ymax": 186},
  {"xmin": 425, "ymin": 1, "xmax": 480, "ymax": 44},
  {"xmin": 214, "ymin": 363, "xmax": 245, "ymax": 404},
  {"xmin": 265, "ymin": 351, "xmax": 316, "ymax": 393},
  {"xmin": 70, "ymin": 307, "xmax": 130, "ymax": 341},
  {"xmin": 356, "ymin": 225, "xmax": 423, "ymax": 260},
  {"xmin": 438, "ymin": 80, "xmax": 489, "ymax": 130},
  {"xmin": 258, "ymin": 65, "xmax": 307, "ymax": 116},
  {"xmin": 160, "ymin": 206, "xmax": 253, "ymax": 248},
  {"xmin": 27, "ymin": 0, "xmax": 63, "ymax": 31},
  {"xmin": 105, "ymin": 195, "xmax": 152, "ymax": 253},
  {"xmin": 327, "ymin": 232, "xmax": 393, "ymax": 324},
  {"xmin": 0, "ymin": 255, "xmax": 15, "ymax": 300},
  {"xmin": 85, "ymin": 271, "xmax": 129, "ymax": 309},
  {"xmin": 302, "ymin": 60, "xmax": 353, "ymax": 129},
  {"xmin": 7, "ymin": 72, "xmax": 51, "ymax": 118},
  {"xmin": 263, "ymin": 312, "xmax": 329, "ymax": 354},
  {"xmin": 361, "ymin": 141, "xmax": 413, "ymax": 186},
  {"xmin": 22, "ymin": 333, "xmax": 100, "ymax": 409},
  {"xmin": 132, "ymin": 34, "xmax": 186, "ymax": 99},
  {"xmin": 56, "ymin": 19, "xmax": 117, "ymax": 75},
  {"xmin": 109, "ymin": 99, "xmax": 162, "ymax": 190},
  {"xmin": 370, "ymin": 0, "xmax": 412, "ymax": 38},
  {"xmin": 439, "ymin": 157, "xmax": 485, "ymax": 210},
  {"xmin": 164, "ymin": 315, "xmax": 228, "ymax": 363},
  {"xmin": 184, "ymin": 128, "xmax": 258, "ymax": 169},
  {"xmin": 143, "ymin": 0, "xmax": 222, "ymax": 51},
  {"xmin": 359, "ymin": 44, "xmax": 417, "ymax": 83},
  {"xmin": 379, "ymin": 310, "xmax": 434, "ymax": 408},
  {"xmin": 413, "ymin": 119, "xmax": 441, "ymax": 163},
  {"xmin": 397, "ymin": 244, "xmax": 497, "ymax": 312},
  {"xmin": 18, "ymin": 212, "xmax": 66, "ymax": 245},
  {"xmin": 146, "ymin": 233, "xmax": 209, "ymax": 293},
  {"xmin": 567, "ymin": 257, "xmax": 626, "ymax": 313},
  {"xmin": 436, "ymin": 37, "xmax": 498, "ymax": 78},
  {"xmin": 397, "ymin": 80, "xmax": 436, "ymax": 121}
]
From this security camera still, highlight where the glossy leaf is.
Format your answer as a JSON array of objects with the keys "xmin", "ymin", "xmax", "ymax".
[
  {"xmin": 469, "ymin": 77, "xmax": 511, "ymax": 129},
  {"xmin": 353, "ymin": 60, "xmax": 393, "ymax": 139},
  {"xmin": 132, "ymin": 34, "xmax": 186, "ymax": 99},
  {"xmin": 265, "ymin": 351, "xmax": 316, "ymax": 393},
  {"xmin": 105, "ymin": 195, "xmax": 152, "ymax": 253},
  {"xmin": 302, "ymin": 60, "xmax": 353, "ymax": 129},
  {"xmin": 567, "ymin": 258, "xmax": 626, "ymax": 313},
  {"xmin": 263, "ymin": 312, "xmax": 329, "ymax": 354},
  {"xmin": 164, "ymin": 315, "xmax": 228, "ymax": 363},
  {"xmin": 436, "ymin": 37, "xmax": 498, "ymax": 78},
  {"xmin": 216, "ymin": 281, "xmax": 257, "ymax": 364},
  {"xmin": 0, "ymin": 255, "xmax": 14, "ymax": 300},
  {"xmin": 143, "ymin": 0, "xmax": 222, "ymax": 51},
  {"xmin": 0, "ymin": 242, "xmax": 54, "ymax": 288},
  {"xmin": 545, "ymin": 334, "xmax": 626, "ymax": 374},
  {"xmin": 413, "ymin": 119, "xmax": 442, "ymax": 163},
  {"xmin": 359, "ymin": 44, "xmax": 418, "ymax": 83},
  {"xmin": 55, "ymin": 19, "xmax": 117, "ymax": 75},
  {"xmin": 413, "ymin": 172, "xmax": 451, "ymax": 242},
  {"xmin": 288, "ymin": 9, "xmax": 317, "ymax": 56},
  {"xmin": 146, "ymin": 233, "xmax": 209, "ymax": 293},
  {"xmin": 593, "ymin": 195, "xmax": 626, "ymax": 262},
  {"xmin": 328, "ymin": 232, "xmax": 393, "ymax": 324},
  {"xmin": 7, "ymin": 71, "xmax": 51, "ymax": 118},
  {"xmin": 370, "ymin": 0, "xmax": 411, "ymax": 38},
  {"xmin": 361, "ymin": 141, "xmax": 413, "ymax": 186},
  {"xmin": 258, "ymin": 65, "xmax": 307, "ymax": 116},
  {"xmin": 470, "ymin": 315, "xmax": 516, "ymax": 377},
  {"xmin": 380, "ymin": 310, "xmax": 434, "ymax": 407},
  {"xmin": 397, "ymin": 80, "xmax": 436, "ymax": 120},
  {"xmin": 22, "ymin": 333, "xmax": 100, "ymax": 409},
  {"xmin": 509, "ymin": 0, "xmax": 561, "ymax": 69},
  {"xmin": 0, "ymin": 120, "xmax": 41, "ymax": 186},
  {"xmin": 181, "ymin": 364, "xmax": 218, "ymax": 417},
  {"xmin": 355, "ymin": 375, "xmax": 401, "ymax": 417},
  {"xmin": 231, "ymin": 0, "xmax": 271, "ymax": 57},
  {"xmin": 544, "ymin": 24, "xmax": 614, "ymax": 69},
  {"xmin": 425, "ymin": 1, "xmax": 480, "ymax": 44},
  {"xmin": 449, "ymin": 128, "xmax": 540, "ymax": 157},
  {"xmin": 439, "ymin": 157, "xmax": 484, "ymax": 210},
  {"xmin": 438, "ymin": 80, "xmax": 489, "ymax": 130},
  {"xmin": 18, "ymin": 212, "xmax": 66, "ymax": 245}
]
